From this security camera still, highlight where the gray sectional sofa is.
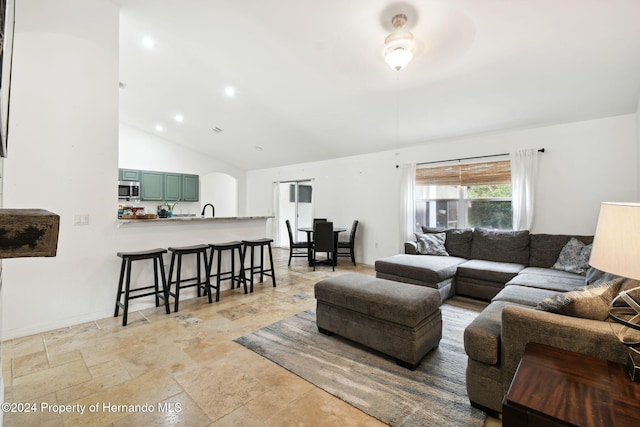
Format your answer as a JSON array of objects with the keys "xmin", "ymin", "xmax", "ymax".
[
  {"xmin": 375, "ymin": 228, "xmax": 591, "ymax": 302},
  {"xmin": 374, "ymin": 227, "xmax": 634, "ymax": 414}
]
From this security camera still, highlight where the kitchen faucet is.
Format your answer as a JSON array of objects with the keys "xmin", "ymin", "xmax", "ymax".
[{"xmin": 201, "ymin": 203, "xmax": 215, "ymax": 217}]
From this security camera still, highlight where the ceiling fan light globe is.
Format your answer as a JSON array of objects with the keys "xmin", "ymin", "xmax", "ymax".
[
  {"xmin": 384, "ymin": 46, "xmax": 414, "ymax": 71},
  {"xmin": 383, "ymin": 31, "xmax": 415, "ymax": 71}
]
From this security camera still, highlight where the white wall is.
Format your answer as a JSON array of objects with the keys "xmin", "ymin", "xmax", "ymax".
[
  {"xmin": 119, "ymin": 123, "xmax": 246, "ymax": 215},
  {"xmin": 1, "ymin": 0, "xmax": 120, "ymax": 338},
  {"xmin": 200, "ymin": 172, "xmax": 238, "ymax": 217},
  {"xmin": 246, "ymin": 114, "xmax": 639, "ymax": 265}
]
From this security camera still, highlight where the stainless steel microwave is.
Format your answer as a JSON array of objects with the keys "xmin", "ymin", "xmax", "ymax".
[{"xmin": 118, "ymin": 181, "xmax": 140, "ymax": 200}]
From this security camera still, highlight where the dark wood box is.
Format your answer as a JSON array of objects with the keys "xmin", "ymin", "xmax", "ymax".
[{"xmin": 0, "ymin": 209, "xmax": 60, "ymax": 258}]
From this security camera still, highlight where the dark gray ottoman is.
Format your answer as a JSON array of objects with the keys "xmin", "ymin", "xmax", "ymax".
[{"xmin": 314, "ymin": 273, "xmax": 442, "ymax": 370}]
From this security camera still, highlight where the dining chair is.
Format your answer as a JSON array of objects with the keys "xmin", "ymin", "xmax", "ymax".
[
  {"xmin": 285, "ymin": 219, "xmax": 310, "ymax": 266},
  {"xmin": 313, "ymin": 218, "xmax": 327, "ymax": 226},
  {"xmin": 337, "ymin": 220, "xmax": 358, "ymax": 266},
  {"xmin": 313, "ymin": 221, "xmax": 334, "ymax": 271}
]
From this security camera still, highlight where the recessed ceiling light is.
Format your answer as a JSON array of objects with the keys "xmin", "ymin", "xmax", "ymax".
[
  {"xmin": 174, "ymin": 114, "xmax": 184, "ymax": 123},
  {"xmin": 142, "ymin": 36, "xmax": 155, "ymax": 48},
  {"xmin": 225, "ymin": 86, "xmax": 235, "ymax": 97},
  {"xmin": 155, "ymin": 124, "xmax": 164, "ymax": 132}
]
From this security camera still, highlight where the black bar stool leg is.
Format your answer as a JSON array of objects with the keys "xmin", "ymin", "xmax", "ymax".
[
  {"xmin": 239, "ymin": 247, "xmax": 248, "ymax": 294},
  {"xmin": 196, "ymin": 254, "xmax": 202, "ymax": 298},
  {"xmin": 204, "ymin": 250, "xmax": 213, "ymax": 304},
  {"xmin": 174, "ymin": 255, "xmax": 183, "ymax": 312},
  {"xmin": 114, "ymin": 258, "xmax": 126, "ymax": 318},
  {"xmin": 123, "ymin": 258, "xmax": 132, "ymax": 327},
  {"xmin": 153, "ymin": 256, "xmax": 160, "ymax": 307},
  {"xmin": 259, "ymin": 244, "xmax": 265, "ymax": 282},
  {"xmin": 158, "ymin": 255, "xmax": 170, "ymax": 314},
  {"xmin": 267, "ymin": 242, "xmax": 276, "ymax": 287},
  {"xmin": 215, "ymin": 249, "xmax": 223, "ymax": 302},
  {"xmin": 249, "ymin": 245, "xmax": 255, "ymax": 293}
]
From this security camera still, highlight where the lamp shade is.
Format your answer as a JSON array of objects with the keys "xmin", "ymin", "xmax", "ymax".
[{"xmin": 590, "ymin": 202, "xmax": 640, "ymax": 280}]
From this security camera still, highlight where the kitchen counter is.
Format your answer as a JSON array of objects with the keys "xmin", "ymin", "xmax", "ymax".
[{"xmin": 117, "ymin": 215, "xmax": 273, "ymax": 226}]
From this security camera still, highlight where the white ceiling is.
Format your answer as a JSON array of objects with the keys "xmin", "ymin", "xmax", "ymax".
[{"xmin": 115, "ymin": 0, "xmax": 640, "ymax": 171}]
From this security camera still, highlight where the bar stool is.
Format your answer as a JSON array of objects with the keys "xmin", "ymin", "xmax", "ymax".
[
  {"xmin": 167, "ymin": 244, "xmax": 212, "ymax": 312},
  {"xmin": 114, "ymin": 248, "xmax": 169, "ymax": 327},
  {"xmin": 242, "ymin": 238, "xmax": 277, "ymax": 293},
  {"xmin": 207, "ymin": 241, "xmax": 247, "ymax": 301}
]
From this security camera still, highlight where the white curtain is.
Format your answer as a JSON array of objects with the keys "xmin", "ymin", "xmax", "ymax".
[
  {"xmin": 510, "ymin": 149, "xmax": 539, "ymax": 231},
  {"xmin": 271, "ymin": 182, "xmax": 281, "ymax": 246},
  {"xmin": 399, "ymin": 163, "xmax": 417, "ymax": 252}
]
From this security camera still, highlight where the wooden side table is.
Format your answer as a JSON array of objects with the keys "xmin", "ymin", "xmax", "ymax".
[{"xmin": 503, "ymin": 342, "xmax": 640, "ymax": 427}]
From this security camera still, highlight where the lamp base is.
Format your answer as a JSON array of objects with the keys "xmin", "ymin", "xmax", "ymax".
[{"xmin": 626, "ymin": 349, "xmax": 640, "ymax": 382}]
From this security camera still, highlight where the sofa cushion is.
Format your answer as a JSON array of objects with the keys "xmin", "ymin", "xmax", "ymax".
[
  {"xmin": 374, "ymin": 254, "xmax": 465, "ymax": 284},
  {"xmin": 421, "ymin": 227, "xmax": 473, "ymax": 258},
  {"xmin": 528, "ymin": 234, "xmax": 593, "ymax": 268},
  {"xmin": 492, "ymin": 285, "xmax": 562, "ymax": 307},
  {"xmin": 470, "ymin": 229, "xmax": 530, "ymax": 265},
  {"xmin": 444, "ymin": 228, "xmax": 474, "ymax": 258},
  {"xmin": 464, "ymin": 301, "xmax": 532, "ymax": 365},
  {"xmin": 415, "ymin": 232, "xmax": 448, "ymax": 256},
  {"xmin": 505, "ymin": 267, "xmax": 585, "ymax": 292},
  {"xmin": 537, "ymin": 277, "xmax": 624, "ymax": 321},
  {"xmin": 456, "ymin": 259, "xmax": 525, "ymax": 284},
  {"xmin": 552, "ymin": 237, "xmax": 592, "ymax": 275}
]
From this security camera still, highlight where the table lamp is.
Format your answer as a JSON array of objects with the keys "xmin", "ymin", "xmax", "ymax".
[{"xmin": 589, "ymin": 202, "xmax": 640, "ymax": 381}]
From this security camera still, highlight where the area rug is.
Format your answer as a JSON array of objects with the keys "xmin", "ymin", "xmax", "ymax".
[{"xmin": 235, "ymin": 302, "xmax": 486, "ymax": 427}]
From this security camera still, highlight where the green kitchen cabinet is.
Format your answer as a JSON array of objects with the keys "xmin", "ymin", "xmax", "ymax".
[
  {"xmin": 119, "ymin": 168, "xmax": 140, "ymax": 182},
  {"xmin": 182, "ymin": 174, "xmax": 199, "ymax": 202},
  {"xmin": 140, "ymin": 171, "xmax": 164, "ymax": 201},
  {"xmin": 164, "ymin": 173, "xmax": 182, "ymax": 202},
  {"xmin": 136, "ymin": 170, "xmax": 200, "ymax": 202}
]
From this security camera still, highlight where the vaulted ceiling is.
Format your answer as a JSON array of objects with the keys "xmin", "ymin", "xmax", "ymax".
[{"xmin": 115, "ymin": 0, "xmax": 640, "ymax": 171}]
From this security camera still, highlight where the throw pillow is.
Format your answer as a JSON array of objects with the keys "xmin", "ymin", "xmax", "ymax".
[
  {"xmin": 415, "ymin": 232, "xmax": 449, "ymax": 256},
  {"xmin": 537, "ymin": 277, "xmax": 624, "ymax": 320},
  {"xmin": 552, "ymin": 237, "xmax": 592, "ymax": 275},
  {"xmin": 584, "ymin": 266, "xmax": 620, "ymax": 287}
]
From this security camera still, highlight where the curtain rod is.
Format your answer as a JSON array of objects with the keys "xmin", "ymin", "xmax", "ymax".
[{"xmin": 412, "ymin": 148, "xmax": 545, "ymax": 167}]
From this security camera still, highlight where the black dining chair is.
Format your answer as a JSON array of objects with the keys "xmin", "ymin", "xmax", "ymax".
[
  {"xmin": 313, "ymin": 218, "xmax": 327, "ymax": 226},
  {"xmin": 337, "ymin": 220, "xmax": 358, "ymax": 266},
  {"xmin": 313, "ymin": 221, "xmax": 334, "ymax": 271},
  {"xmin": 285, "ymin": 219, "xmax": 310, "ymax": 266}
]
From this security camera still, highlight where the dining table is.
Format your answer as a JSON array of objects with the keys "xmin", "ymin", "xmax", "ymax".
[{"xmin": 298, "ymin": 226, "xmax": 346, "ymax": 266}]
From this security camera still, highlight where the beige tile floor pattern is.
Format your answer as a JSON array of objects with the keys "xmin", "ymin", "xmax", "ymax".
[{"xmin": 2, "ymin": 248, "xmax": 501, "ymax": 426}]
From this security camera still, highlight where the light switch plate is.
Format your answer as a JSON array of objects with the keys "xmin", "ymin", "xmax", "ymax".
[{"xmin": 73, "ymin": 214, "xmax": 89, "ymax": 226}]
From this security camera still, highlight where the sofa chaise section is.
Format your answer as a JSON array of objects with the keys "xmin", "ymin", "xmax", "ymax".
[{"xmin": 374, "ymin": 254, "xmax": 466, "ymax": 301}]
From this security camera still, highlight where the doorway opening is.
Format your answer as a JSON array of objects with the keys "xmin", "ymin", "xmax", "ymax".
[{"xmin": 277, "ymin": 180, "xmax": 314, "ymax": 247}]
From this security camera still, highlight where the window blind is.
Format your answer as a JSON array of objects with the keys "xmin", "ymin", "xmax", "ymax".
[{"xmin": 416, "ymin": 160, "xmax": 511, "ymax": 186}]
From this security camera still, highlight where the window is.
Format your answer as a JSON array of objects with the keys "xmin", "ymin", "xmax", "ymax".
[
  {"xmin": 415, "ymin": 161, "xmax": 512, "ymax": 230},
  {"xmin": 289, "ymin": 184, "xmax": 312, "ymax": 203}
]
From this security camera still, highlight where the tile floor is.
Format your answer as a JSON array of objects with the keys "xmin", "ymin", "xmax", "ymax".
[{"xmin": 2, "ymin": 248, "xmax": 501, "ymax": 426}]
